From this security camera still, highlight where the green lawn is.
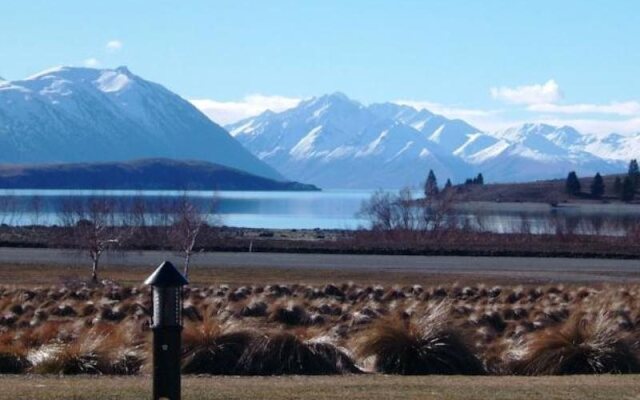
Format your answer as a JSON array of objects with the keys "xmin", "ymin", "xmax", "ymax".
[{"xmin": 2, "ymin": 375, "xmax": 639, "ymax": 400}]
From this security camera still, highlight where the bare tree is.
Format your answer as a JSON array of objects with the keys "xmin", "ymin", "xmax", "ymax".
[
  {"xmin": 73, "ymin": 197, "xmax": 133, "ymax": 282},
  {"xmin": 130, "ymin": 194, "xmax": 148, "ymax": 229},
  {"xmin": 169, "ymin": 193, "xmax": 219, "ymax": 278},
  {"xmin": 420, "ymin": 189, "xmax": 458, "ymax": 233},
  {"xmin": 58, "ymin": 196, "xmax": 84, "ymax": 227},
  {"xmin": 396, "ymin": 187, "xmax": 418, "ymax": 231},
  {"xmin": 0, "ymin": 193, "xmax": 20, "ymax": 226},
  {"xmin": 30, "ymin": 195, "xmax": 44, "ymax": 226},
  {"xmin": 358, "ymin": 190, "xmax": 397, "ymax": 231},
  {"xmin": 0, "ymin": 195, "xmax": 9, "ymax": 225}
]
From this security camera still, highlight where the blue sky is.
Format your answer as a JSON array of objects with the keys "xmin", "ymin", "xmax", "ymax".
[{"xmin": 2, "ymin": 0, "xmax": 639, "ymax": 133}]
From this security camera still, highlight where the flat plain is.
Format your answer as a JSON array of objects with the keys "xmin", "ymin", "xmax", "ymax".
[
  {"xmin": 2, "ymin": 375, "xmax": 640, "ymax": 400},
  {"xmin": 2, "ymin": 250, "xmax": 640, "ymax": 400}
]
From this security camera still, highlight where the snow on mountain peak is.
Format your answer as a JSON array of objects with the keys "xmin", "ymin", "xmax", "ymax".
[
  {"xmin": 224, "ymin": 92, "xmax": 626, "ymax": 188},
  {"xmin": 18, "ymin": 66, "xmax": 136, "ymax": 95},
  {"xmin": 95, "ymin": 70, "xmax": 133, "ymax": 93},
  {"xmin": 25, "ymin": 65, "xmax": 69, "ymax": 81},
  {"xmin": 0, "ymin": 65, "xmax": 282, "ymax": 181},
  {"xmin": 497, "ymin": 122, "xmax": 586, "ymax": 150}
]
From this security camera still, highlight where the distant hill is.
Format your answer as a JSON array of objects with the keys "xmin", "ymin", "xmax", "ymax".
[
  {"xmin": 452, "ymin": 173, "xmax": 637, "ymax": 204},
  {"xmin": 0, "ymin": 159, "xmax": 320, "ymax": 191}
]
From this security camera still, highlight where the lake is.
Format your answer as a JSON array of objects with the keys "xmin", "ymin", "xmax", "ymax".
[
  {"xmin": 0, "ymin": 189, "xmax": 373, "ymax": 229},
  {"xmin": 0, "ymin": 189, "xmax": 638, "ymax": 233}
]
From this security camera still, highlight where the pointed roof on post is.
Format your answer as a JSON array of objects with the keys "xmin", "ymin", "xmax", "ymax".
[{"xmin": 144, "ymin": 261, "xmax": 189, "ymax": 287}]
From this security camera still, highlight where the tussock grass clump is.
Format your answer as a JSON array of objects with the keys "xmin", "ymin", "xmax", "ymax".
[
  {"xmin": 269, "ymin": 302, "xmax": 310, "ymax": 326},
  {"xmin": 240, "ymin": 300, "xmax": 268, "ymax": 317},
  {"xmin": 0, "ymin": 339, "xmax": 30, "ymax": 374},
  {"xmin": 28, "ymin": 342, "xmax": 104, "ymax": 375},
  {"xmin": 27, "ymin": 323, "xmax": 143, "ymax": 375},
  {"xmin": 510, "ymin": 311, "xmax": 640, "ymax": 375},
  {"xmin": 355, "ymin": 304, "xmax": 484, "ymax": 375},
  {"xmin": 0, "ymin": 351, "xmax": 29, "ymax": 373},
  {"xmin": 237, "ymin": 332, "xmax": 359, "ymax": 375},
  {"xmin": 181, "ymin": 318, "xmax": 256, "ymax": 375}
]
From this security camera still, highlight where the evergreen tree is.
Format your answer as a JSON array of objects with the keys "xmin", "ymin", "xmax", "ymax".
[
  {"xmin": 629, "ymin": 159, "xmax": 640, "ymax": 188},
  {"xmin": 590, "ymin": 172, "xmax": 605, "ymax": 198},
  {"xmin": 476, "ymin": 173, "xmax": 484, "ymax": 185},
  {"xmin": 614, "ymin": 176, "xmax": 623, "ymax": 195},
  {"xmin": 565, "ymin": 171, "xmax": 581, "ymax": 195},
  {"xmin": 464, "ymin": 178, "xmax": 473, "ymax": 185},
  {"xmin": 444, "ymin": 179, "xmax": 452, "ymax": 190},
  {"xmin": 621, "ymin": 176, "xmax": 636, "ymax": 202},
  {"xmin": 424, "ymin": 169, "xmax": 439, "ymax": 197}
]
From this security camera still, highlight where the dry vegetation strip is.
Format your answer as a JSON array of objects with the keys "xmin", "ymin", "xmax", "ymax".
[
  {"xmin": 0, "ymin": 262, "xmax": 555, "ymax": 287},
  {"xmin": 2, "ymin": 281, "xmax": 640, "ymax": 377},
  {"xmin": 0, "ymin": 375, "xmax": 639, "ymax": 400}
]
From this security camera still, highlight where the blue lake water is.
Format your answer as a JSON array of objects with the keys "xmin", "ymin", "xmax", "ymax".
[
  {"xmin": 0, "ymin": 189, "xmax": 374, "ymax": 229},
  {"xmin": 0, "ymin": 189, "xmax": 638, "ymax": 233}
]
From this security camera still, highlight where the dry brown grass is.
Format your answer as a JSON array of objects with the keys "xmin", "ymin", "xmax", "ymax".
[
  {"xmin": 354, "ymin": 304, "xmax": 484, "ymax": 375},
  {"xmin": 181, "ymin": 315, "xmax": 256, "ymax": 375},
  {"xmin": 1, "ymin": 375, "xmax": 640, "ymax": 400},
  {"xmin": 0, "ymin": 280, "xmax": 639, "ymax": 376},
  {"xmin": 509, "ymin": 310, "xmax": 640, "ymax": 375},
  {"xmin": 0, "ymin": 262, "xmax": 537, "ymax": 287}
]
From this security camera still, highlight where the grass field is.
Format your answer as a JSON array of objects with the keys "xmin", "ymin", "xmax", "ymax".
[
  {"xmin": 2, "ymin": 375, "xmax": 640, "ymax": 400},
  {"xmin": 0, "ymin": 262, "xmax": 542, "ymax": 287},
  {"xmin": 2, "ymin": 257, "xmax": 640, "ymax": 399}
]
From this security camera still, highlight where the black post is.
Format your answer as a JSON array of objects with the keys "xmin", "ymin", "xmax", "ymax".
[
  {"xmin": 145, "ymin": 261, "xmax": 189, "ymax": 400},
  {"xmin": 152, "ymin": 327, "xmax": 182, "ymax": 399}
]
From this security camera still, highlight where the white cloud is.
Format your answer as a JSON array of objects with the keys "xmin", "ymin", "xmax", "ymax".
[
  {"xmin": 528, "ymin": 101, "xmax": 640, "ymax": 117},
  {"xmin": 491, "ymin": 79, "xmax": 562, "ymax": 105},
  {"xmin": 83, "ymin": 58, "xmax": 101, "ymax": 68},
  {"xmin": 106, "ymin": 40, "xmax": 123, "ymax": 52},
  {"xmin": 190, "ymin": 94, "xmax": 302, "ymax": 125}
]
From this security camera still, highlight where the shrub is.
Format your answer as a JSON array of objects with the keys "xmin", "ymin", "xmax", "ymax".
[
  {"xmin": 27, "ymin": 324, "xmax": 143, "ymax": 375},
  {"xmin": 181, "ymin": 319, "xmax": 255, "ymax": 374},
  {"xmin": 0, "ymin": 347, "xmax": 29, "ymax": 374},
  {"xmin": 269, "ymin": 302, "xmax": 310, "ymax": 326},
  {"xmin": 237, "ymin": 332, "xmax": 358, "ymax": 375},
  {"xmin": 240, "ymin": 300, "xmax": 268, "ymax": 317},
  {"xmin": 28, "ymin": 343, "xmax": 103, "ymax": 375},
  {"xmin": 510, "ymin": 311, "xmax": 640, "ymax": 375},
  {"xmin": 355, "ymin": 305, "xmax": 484, "ymax": 375}
]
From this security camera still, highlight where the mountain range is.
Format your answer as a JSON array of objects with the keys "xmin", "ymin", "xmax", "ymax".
[
  {"xmin": 0, "ymin": 67, "xmax": 635, "ymax": 190},
  {"xmin": 0, "ymin": 66, "xmax": 281, "ymax": 181},
  {"xmin": 228, "ymin": 93, "xmax": 631, "ymax": 188}
]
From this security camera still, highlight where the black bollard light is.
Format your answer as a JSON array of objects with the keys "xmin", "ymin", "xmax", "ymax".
[{"xmin": 144, "ymin": 261, "xmax": 188, "ymax": 400}]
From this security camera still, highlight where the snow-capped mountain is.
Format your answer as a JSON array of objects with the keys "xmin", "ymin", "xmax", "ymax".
[
  {"xmin": 228, "ymin": 93, "xmax": 470, "ymax": 188},
  {"xmin": 583, "ymin": 133, "xmax": 640, "ymax": 162},
  {"xmin": 227, "ymin": 94, "xmax": 627, "ymax": 188},
  {"xmin": 0, "ymin": 66, "xmax": 282, "ymax": 180},
  {"xmin": 468, "ymin": 123, "xmax": 621, "ymax": 182}
]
